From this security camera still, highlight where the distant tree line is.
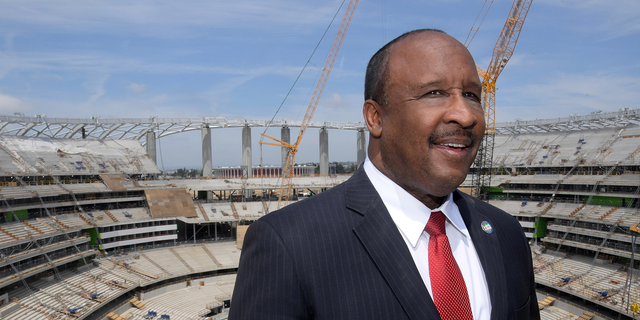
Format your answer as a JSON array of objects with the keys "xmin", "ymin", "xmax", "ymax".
[
  {"xmin": 169, "ymin": 168, "xmax": 202, "ymax": 177},
  {"xmin": 312, "ymin": 162, "xmax": 358, "ymax": 175}
]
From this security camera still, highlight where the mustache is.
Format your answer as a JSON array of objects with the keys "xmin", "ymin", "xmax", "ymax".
[{"xmin": 429, "ymin": 129, "xmax": 478, "ymax": 148}]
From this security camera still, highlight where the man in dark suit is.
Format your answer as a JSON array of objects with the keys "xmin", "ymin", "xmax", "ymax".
[{"xmin": 230, "ymin": 29, "xmax": 539, "ymax": 320}]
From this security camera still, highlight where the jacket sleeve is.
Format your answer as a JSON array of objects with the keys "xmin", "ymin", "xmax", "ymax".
[
  {"xmin": 229, "ymin": 220, "xmax": 309, "ymax": 320},
  {"xmin": 519, "ymin": 230, "xmax": 540, "ymax": 320},
  {"xmin": 527, "ymin": 244, "xmax": 541, "ymax": 320}
]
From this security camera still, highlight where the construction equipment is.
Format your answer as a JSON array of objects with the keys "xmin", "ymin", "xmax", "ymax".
[
  {"xmin": 471, "ymin": 0, "xmax": 533, "ymax": 199},
  {"xmin": 261, "ymin": 0, "xmax": 359, "ymax": 209},
  {"xmin": 67, "ymin": 306, "xmax": 84, "ymax": 315},
  {"xmin": 90, "ymin": 292, "xmax": 104, "ymax": 300}
]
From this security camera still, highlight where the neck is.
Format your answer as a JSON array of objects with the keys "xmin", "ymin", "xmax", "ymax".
[{"xmin": 368, "ymin": 149, "xmax": 445, "ymax": 210}]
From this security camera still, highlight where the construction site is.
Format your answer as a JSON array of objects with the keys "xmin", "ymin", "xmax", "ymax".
[
  {"xmin": 0, "ymin": 0, "xmax": 637, "ymax": 319},
  {"xmin": 0, "ymin": 106, "xmax": 637, "ymax": 320}
]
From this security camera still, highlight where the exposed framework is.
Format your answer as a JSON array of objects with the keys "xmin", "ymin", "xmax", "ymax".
[
  {"xmin": 495, "ymin": 108, "xmax": 640, "ymax": 134},
  {"xmin": 2, "ymin": 108, "xmax": 639, "ymax": 143},
  {"xmin": 0, "ymin": 115, "xmax": 366, "ymax": 146}
]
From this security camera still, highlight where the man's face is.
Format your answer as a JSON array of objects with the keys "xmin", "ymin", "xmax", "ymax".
[{"xmin": 377, "ymin": 32, "xmax": 485, "ymax": 203}]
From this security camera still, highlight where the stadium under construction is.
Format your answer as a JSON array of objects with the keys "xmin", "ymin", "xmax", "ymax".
[{"xmin": 0, "ymin": 108, "xmax": 639, "ymax": 319}]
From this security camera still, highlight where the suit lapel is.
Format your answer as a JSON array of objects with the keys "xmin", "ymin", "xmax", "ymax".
[
  {"xmin": 346, "ymin": 168, "xmax": 441, "ymax": 320},
  {"xmin": 454, "ymin": 191, "xmax": 508, "ymax": 320}
]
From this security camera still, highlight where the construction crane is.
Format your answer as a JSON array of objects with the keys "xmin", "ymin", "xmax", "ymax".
[
  {"xmin": 260, "ymin": 0, "xmax": 359, "ymax": 209},
  {"xmin": 471, "ymin": 0, "xmax": 533, "ymax": 199}
]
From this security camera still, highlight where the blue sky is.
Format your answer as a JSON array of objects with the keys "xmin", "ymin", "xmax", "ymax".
[{"xmin": 0, "ymin": 0, "xmax": 638, "ymax": 169}]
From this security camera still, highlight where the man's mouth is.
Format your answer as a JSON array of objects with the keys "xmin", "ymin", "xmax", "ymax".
[
  {"xmin": 429, "ymin": 129, "xmax": 477, "ymax": 149},
  {"xmin": 439, "ymin": 143, "xmax": 468, "ymax": 149}
]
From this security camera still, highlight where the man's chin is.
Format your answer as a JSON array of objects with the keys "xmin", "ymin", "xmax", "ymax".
[{"xmin": 428, "ymin": 174, "xmax": 466, "ymax": 196}]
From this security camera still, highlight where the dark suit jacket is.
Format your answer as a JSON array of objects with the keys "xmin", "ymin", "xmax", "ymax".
[{"xmin": 229, "ymin": 168, "xmax": 540, "ymax": 319}]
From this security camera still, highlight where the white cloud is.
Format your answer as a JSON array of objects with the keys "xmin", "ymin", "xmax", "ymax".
[
  {"xmin": 497, "ymin": 72, "xmax": 640, "ymax": 122},
  {"xmin": 85, "ymin": 74, "xmax": 110, "ymax": 105},
  {"xmin": 128, "ymin": 82, "xmax": 146, "ymax": 92},
  {"xmin": 538, "ymin": 0, "xmax": 640, "ymax": 39},
  {"xmin": 0, "ymin": 0, "xmax": 337, "ymax": 37},
  {"xmin": 0, "ymin": 93, "xmax": 32, "ymax": 113},
  {"xmin": 24, "ymin": 92, "xmax": 187, "ymax": 119},
  {"xmin": 503, "ymin": 53, "xmax": 526, "ymax": 68},
  {"xmin": 0, "ymin": 51, "xmax": 17, "ymax": 80},
  {"xmin": 323, "ymin": 92, "xmax": 349, "ymax": 107},
  {"xmin": 200, "ymin": 76, "xmax": 255, "ymax": 115},
  {"xmin": 313, "ymin": 92, "xmax": 364, "ymax": 123},
  {"xmin": 5, "ymin": 51, "xmax": 306, "ymax": 78}
]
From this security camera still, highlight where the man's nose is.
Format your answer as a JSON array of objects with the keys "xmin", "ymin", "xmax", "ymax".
[{"xmin": 442, "ymin": 94, "xmax": 482, "ymax": 129}]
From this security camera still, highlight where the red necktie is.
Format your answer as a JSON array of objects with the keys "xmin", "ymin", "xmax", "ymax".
[{"xmin": 426, "ymin": 211, "xmax": 473, "ymax": 320}]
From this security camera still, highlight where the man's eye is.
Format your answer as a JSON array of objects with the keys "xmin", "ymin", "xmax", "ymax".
[
  {"xmin": 464, "ymin": 92, "xmax": 481, "ymax": 102},
  {"xmin": 426, "ymin": 91, "xmax": 443, "ymax": 96}
]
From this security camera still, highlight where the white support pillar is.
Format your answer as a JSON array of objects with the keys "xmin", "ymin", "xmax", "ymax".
[
  {"xmin": 281, "ymin": 126, "xmax": 290, "ymax": 169},
  {"xmin": 319, "ymin": 127, "xmax": 329, "ymax": 175},
  {"xmin": 202, "ymin": 125, "xmax": 213, "ymax": 201},
  {"xmin": 146, "ymin": 130, "xmax": 157, "ymax": 166},
  {"xmin": 202, "ymin": 125, "xmax": 212, "ymax": 177},
  {"xmin": 357, "ymin": 128, "xmax": 366, "ymax": 168},
  {"xmin": 242, "ymin": 126, "xmax": 252, "ymax": 178}
]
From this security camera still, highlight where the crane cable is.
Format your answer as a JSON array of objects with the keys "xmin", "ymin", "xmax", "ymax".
[
  {"xmin": 464, "ymin": 0, "xmax": 495, "ymax": 48},
  {"xmin": 257, "ymin": 0, "xmax": 347, "ymax": 195},
  {"xmin": 260, "ymin": 0, "xmax": 347, "ymax": 140}
]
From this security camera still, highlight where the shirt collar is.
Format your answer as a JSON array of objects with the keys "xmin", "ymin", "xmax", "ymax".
[{"xmin": 363, "ymin": 157, "xmax": 469, "ymax": 248}]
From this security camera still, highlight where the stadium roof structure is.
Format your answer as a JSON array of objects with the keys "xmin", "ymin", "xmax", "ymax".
[
  {"xmin": 0, "ymin": 107, "xmax": 638, "ymax": 144},
  {"xmin": 0, "ymin": 114, "xmax": 367, "ymax": 146},
  {"xmin": 495, "ymin": 108, "xmax": 640, "ymax": 134}
]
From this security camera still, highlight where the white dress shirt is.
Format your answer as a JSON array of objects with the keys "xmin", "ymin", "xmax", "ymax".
[{"xmin": 363, "ymin": 158, "xmax": 491, "ymax": 320}]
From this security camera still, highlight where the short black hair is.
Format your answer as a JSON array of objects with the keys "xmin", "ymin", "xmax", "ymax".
[{"xmin": 364, "ymin": 29, "xmax": 446, "ymax": 105}]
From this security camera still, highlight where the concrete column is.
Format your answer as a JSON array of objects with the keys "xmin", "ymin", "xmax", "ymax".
[
  {"xmin": 201, "ymin": 125, "xmax": 213, "ymax": 201},
  {"xmin": 242, "ymin": 126, "xmax": 252, "ymax": 177},
  {"xmin": 146, "ymin": 131, "xmax": 157, "ymax": 165},
  {"xmin": 319, "ymin": 127, "xmax": 329, "ymax": 175},
  {"xmin": 357, "ymin": 128, "xmax": 366, "ymax": 168},
  {"xmin": 202, "ymin": 125, "xmax": 212, "ymax": 177},
  {"xmin": 281, "ymin": 126, "xmax": 291, "ymax": 169}
]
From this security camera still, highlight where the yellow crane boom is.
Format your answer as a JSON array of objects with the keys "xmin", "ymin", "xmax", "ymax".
[
  {"xmin": 479, "ymin": 0, "xmax": 532, "ymax": 134},
  {"xmin": 472, "ymin": 0, "xmax": 532, "ymax": 199},
  {"xmin": 261, "ymin": 0, "xmax": 359, "ymax": 209}
]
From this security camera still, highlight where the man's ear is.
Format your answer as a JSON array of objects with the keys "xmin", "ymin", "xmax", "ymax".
[{"xmin": 363, "ymin": 99, "xmax": 383, "ymax": 138}]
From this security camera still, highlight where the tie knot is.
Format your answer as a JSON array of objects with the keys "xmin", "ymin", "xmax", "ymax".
[{"xmin": 425, "ymin": 211, "xmax": 446, "ymax": 237}]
